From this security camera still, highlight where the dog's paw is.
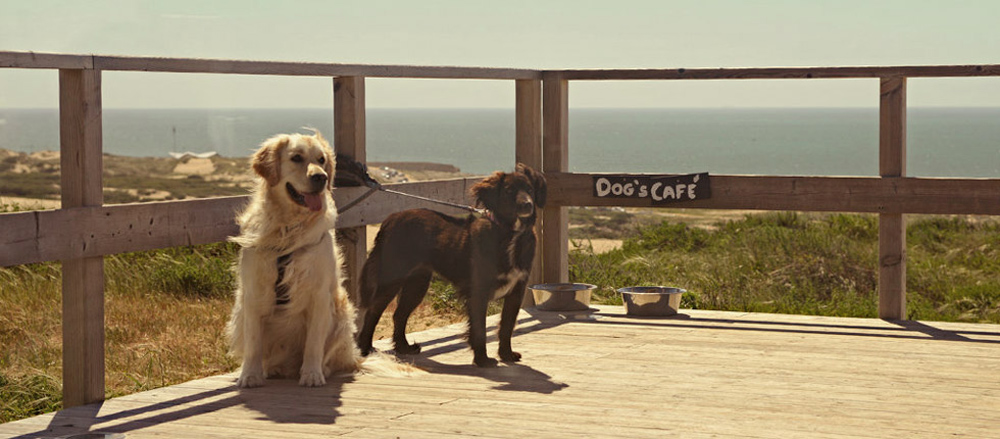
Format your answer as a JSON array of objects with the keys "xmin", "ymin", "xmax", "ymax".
[
  {"xmin": 474, "ymin": 356, "xmax": 499, "ymax": 368},
  {"xmin": 299, "ymin": 369, "xmax": 326, "ymax": 387},
  {"xmin": 236, "ymin": 371, "xmax": 266, "ymax": 388},
  {"xmin": 394, "ymin": 341, "xmax": 421, "ymax": 355},
  {"xmin": 499, "ymin": 350, "xmax": 522, "ymax": 363}
]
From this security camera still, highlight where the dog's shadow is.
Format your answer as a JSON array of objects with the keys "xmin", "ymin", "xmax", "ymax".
[
  {"xmin": 386, "ymin": 313, "xmax": 574, "ymax": 395},
  {"xmin": 410, "ymin": 356, "xmax": 569, "ymax": 394},
  {"xmin": 236, "ymin": 377, "xmax": 351, "ymax": 425}
]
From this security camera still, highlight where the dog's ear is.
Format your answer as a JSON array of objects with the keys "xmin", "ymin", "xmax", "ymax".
[
  {"xmin": 253, "ymin": 135, "xmax": 289, "ymax": 186},
  {"xmin": 471, "ymin": 171, "xmax": 503, "ymax": 211},
  {"xmin": 516, "ymin": 163, "xmax": 547, "ymax": 208}
]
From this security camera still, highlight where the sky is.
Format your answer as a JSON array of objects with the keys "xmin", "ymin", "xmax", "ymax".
[{"xmin": 2, "ymin": 0, "xmax": 1000, "ymax": 108}]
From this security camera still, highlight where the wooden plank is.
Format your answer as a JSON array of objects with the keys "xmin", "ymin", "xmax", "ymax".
[
  {"xmin": 334, "ymin": 76, "xmax": 368, "ymax": 310},
  {"xmin": 0, "ymin": 211, "xmax": 43, "ymax": 265},
  {"xmin": 0, "ymin": 197, "xmax": 246, "ymax": 267},
  {"xmin": 516, "ymin": 79, "xmax": 544, "ymax": 305},
  {"xmin": 0, "ymin": 50, "xmax": 539, "ymax": 79},
  {"xmin": 4, "ymin": 171, "xmax": 998, "ymax": 268},
  {"xmin": 0, "ymin": 51, "xmax": 92, "ymax": 69},
  {"xmin": 8, "ymin": 51, "xmax": 1000, "ymax": 81},
  {"xmin": 516, "ymin": 79, "xmax": 543, "ymax": 167},
  {"xmin": 541, "ymin": 73, "xmax": 569, "ymax": 284},
  {"xmin": 544, "ymin": 173, "xmax": 1000, "ymax": 215},
  {"xmin": 0, "ymin": 178, "xmax": 488, "ymax": 268},
  {"xmin": 557, "ymin": 64, "xmax": 1000, "ymax": 80},
  {"xmin": 89, "ymin": 54, "xmax": 541, "ymax": 79},
  {"xmin": 58, "ymin": 68, "xmax": 105, "ymax": 407},
  {"xmin": 879, "ymin": 77, "xmax": 907, "ymax": 320}
]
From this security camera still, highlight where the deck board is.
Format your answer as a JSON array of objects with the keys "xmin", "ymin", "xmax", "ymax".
[{"xmin": 3, "ymin": 305, "xmax": 999, "ymax": 439}]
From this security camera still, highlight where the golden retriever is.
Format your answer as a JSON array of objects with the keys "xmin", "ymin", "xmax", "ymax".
[{"xmin": 227, "ymin": 131, "xmax": 383, "ymax": 387}]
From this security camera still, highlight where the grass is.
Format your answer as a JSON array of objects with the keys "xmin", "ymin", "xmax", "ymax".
[
  {"xmin": 571, "ymin": 211, "xmax": 1000, "ymax": 323},
  {"xmin": 0, "ymin": 172, "xmax": 60, "ymax": 199},
  {"xmin": 0, "ymin": 243, "xmax": 240, "ymax": 423},
  {"xmin": 3, "ymin": 207, "xmax": 1000, "ymax": 423}
]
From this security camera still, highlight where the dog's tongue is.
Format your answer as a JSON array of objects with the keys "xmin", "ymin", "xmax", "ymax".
[{"xmin": 304, "ymin": 193, "xmax": 324, "ymax": 212}]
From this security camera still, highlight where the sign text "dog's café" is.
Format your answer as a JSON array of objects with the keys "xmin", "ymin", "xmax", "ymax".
[{"xmin": 593, "ymin": 173, "xmax": 711, "ymax": 205}]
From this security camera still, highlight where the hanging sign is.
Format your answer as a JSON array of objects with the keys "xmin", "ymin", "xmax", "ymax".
[{"xmin": 592, "ymin": 173, "xmax": 711, "ymax": 205}]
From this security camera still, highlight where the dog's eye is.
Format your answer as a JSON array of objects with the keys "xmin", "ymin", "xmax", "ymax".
[
  {"xmin": 318, "ymin": 156, "xmax": 326, "ymax": 165},
  {"xmin": 291, "ymin": 154, "xmax": 304, "ymax": 163}
]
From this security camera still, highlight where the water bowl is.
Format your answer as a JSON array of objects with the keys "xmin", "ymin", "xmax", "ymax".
[
  {"xmin": 529, "ymin": 283, "xmax": 596, "ymax": 311},
  {"xmin": 619, "ymin": 286, "xmax": 686, "ymax": 316}
]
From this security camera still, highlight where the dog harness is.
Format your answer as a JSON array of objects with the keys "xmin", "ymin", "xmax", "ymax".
[{"xmin": 274, "ymin": 253, "xmax": 292, "ymax": 305}]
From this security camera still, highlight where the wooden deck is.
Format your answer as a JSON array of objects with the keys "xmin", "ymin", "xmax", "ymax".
[{"xmin": 3, "ymin": 305, "xmax": 999, "ymax": 439}]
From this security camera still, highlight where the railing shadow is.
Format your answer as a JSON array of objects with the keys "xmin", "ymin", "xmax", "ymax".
[
  {"xmin": 19, "ymin": 378, "xmax": 354, "ymax": 439},
  {"xmin": 17, "ymin": 388, "xmax": 241, "ymax": 439},
  {"xmin": 586, "ymin": 310, "xmax": 1000, "ymax": 344}
]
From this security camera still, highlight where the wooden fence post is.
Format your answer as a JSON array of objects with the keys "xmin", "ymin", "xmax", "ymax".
[
  {"xmin": 516, "ymin": 79, "xmax": 543, "ymax": 305},
  {"xmin": 542, "ymin": 73, "xmax": 569, "ymax": 284},
  {"xmin": 59, "ymin": 68, "xmax": 105, "ymax": 407},
  {"xmin": 333, "ymin": 76, "xmax": 367, "ymax": 314},
  {"xmin": 879, "ymin": 76, "xmax": 907, "ymax": 320}
]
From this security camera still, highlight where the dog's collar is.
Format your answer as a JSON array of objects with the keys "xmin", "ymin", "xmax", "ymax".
[
  {"xmin": 480, "ymin": 209, "xmax": 502, "ymax": 227},
  {"xmin": 479, "ymin": 209, "xmax": 529, "ymax": 233}
]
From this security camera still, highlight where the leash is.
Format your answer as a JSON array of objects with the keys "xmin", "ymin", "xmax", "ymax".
[
  {"xmin": 335, "ymin": 155, "xmax": 484, "ymax": 216},
  {"xmin": 378, "ymin": 187, "xmax": 484, "ymax": 215},
  {"xmin": 337, "ymin": 184, "xmax": 484, "ymax": 215}
]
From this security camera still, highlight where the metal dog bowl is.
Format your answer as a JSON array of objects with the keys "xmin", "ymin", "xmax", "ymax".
[
  {"xmin": 619, "ymin": 286, "xmax": 686, "ymax": 316},
  {"xmin": 529, "ymin": 283, "xmax": 596, "ymax": 311}
]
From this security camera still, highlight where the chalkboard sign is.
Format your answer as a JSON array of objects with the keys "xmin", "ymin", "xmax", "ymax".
[{"xmin": 593, "ymin": 173, "xmax": 710, "ymax": 205}]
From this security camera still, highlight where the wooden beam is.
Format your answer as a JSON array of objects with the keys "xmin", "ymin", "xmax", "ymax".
[
  {"xmin": 516, "ymin": 79, "xmax": 543, "ymax": 305},
  {"xmin": 58, "ymin": 68, "xmax": 105, "ymax": 407},
  {"xmin": 9, "ymin": 51, "xmax": 1000, "ymax": 81},
  {"xmin": 543, "ymin": 173, "xmax": 1000, "ymax": 215},
  {"xmin": 542, "ymin": 73, "xmax": 569, "ymax": 284},
  {"xmin": 334, "ymin": 76, "xmax": 367, "ymax": 309},
  {"xmin": 556, "ymin": 65, "xmax": 1000, "ymax": 81},
  {"xmin": 879, "ymin": 77, "xmax": 907, "ymax": 320},
  {"xmin": 90, "ymin": 54, "xmax": 541, "ymax": 79},
  {"xmin": 0, "ymin": 179, "xmax": 490, "ymax": 268},
  {"xmin": 5, "ymin": 172, "xmax": 997, "ymax": 268},
  {"xmin": 0, "ymin": 197, "xmax": 244, "ymax": 267},
  {"xmin": 0, "ymin": 51, "xmax": 93, "ymax": 69}
]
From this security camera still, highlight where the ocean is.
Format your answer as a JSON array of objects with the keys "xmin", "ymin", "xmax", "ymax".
[{"xmin": 1, "ymin": 107, "xmax": 999, "ymax": 178}]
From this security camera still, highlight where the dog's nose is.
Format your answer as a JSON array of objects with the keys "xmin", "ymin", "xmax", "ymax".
[
  {"xmin": 310, "ymin": 173, "xmax": 328, "ymax": 186},
  {"xmin": 516, "ymin": 199, "xmax": 534, "ymax": 216}
]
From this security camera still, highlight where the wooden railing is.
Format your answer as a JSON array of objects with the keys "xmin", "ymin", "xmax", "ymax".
[{"xmin": 3, "ymin": 51, "xmax": 1000, "ymax": 407}]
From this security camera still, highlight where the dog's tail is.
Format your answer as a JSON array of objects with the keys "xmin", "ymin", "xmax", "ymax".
[
  {"xmin": 358, "ymin": 351, "xmax": 424, "ymax": 377},
  {"xmin": 357, "ymin": 246, "xmax": 380, "ymax": 310}
]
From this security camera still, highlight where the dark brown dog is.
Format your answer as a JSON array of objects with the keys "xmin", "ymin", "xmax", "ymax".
[{"xmin": 356, "ymin": 163, "xmax": 546, "ymax": 367}]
